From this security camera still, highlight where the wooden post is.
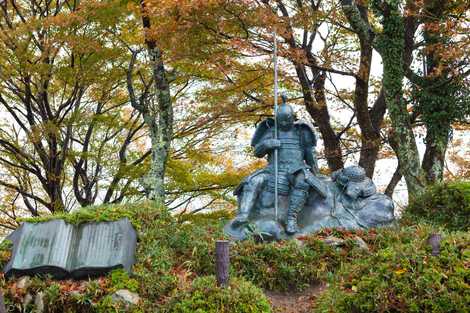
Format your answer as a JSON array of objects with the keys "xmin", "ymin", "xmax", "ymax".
[
  {"xmin": 215, "ymin": 240, "xmax": 230, "ymax": 287},
  {"xmin": 427, "ymin": 233, "xmax": 442, "ymax": 256}
]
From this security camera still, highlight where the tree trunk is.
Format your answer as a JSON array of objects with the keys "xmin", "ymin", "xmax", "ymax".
[
  {"xmin": 341, "ymin": 0, "xmax": 426, "ymax": 198},
  {"xmin": 420, "ymin": 0, "xmax": 451, "ymax": 184},
  {"xmin": 354, "ymin": 21, "xmax": 380, "ymax": 178},
  {"xmin": 385, "ymin": 165, "xmax": 402, "ymax": 198},
  {"xmin": 291, "ymin": 59, "xmax": 344, "ymax": 172},
  {"xmin": 377, "ymin": 3, "xmax": 426, "ymax": 199},
  {"xmin": 422, "ymin": 131, "xmax": 449, "ymax": 183},
  {"xmin": 307, "ymin": 72, "xmax": 344, "ymax": 171},
  {"xmin": 341, "ymin": 1, "xmax": 384, "ymax": 178},
  {"xmin": 140, "ymin": 0, "xmax": 173, "ymax": 202}
]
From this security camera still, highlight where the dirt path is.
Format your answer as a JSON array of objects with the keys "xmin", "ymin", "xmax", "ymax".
[{"xmin": 265, "ymin": 283, "xmax": 327, "ymax": 313}]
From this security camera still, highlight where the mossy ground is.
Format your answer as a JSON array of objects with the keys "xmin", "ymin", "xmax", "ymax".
[
  {"xmin": 313, "ymin": 225, "xmax": 469, "ymax": 313},
  {"xmin": 1, "ymin": 182, "xmax": 469, "ymax": 312}
]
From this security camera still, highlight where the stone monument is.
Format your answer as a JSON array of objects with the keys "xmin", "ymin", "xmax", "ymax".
[
  {"xmin": 4, "ymin": 218, "xmax": 137, "ymax": 279},
  {"xmin": 224, "ymin": 97, "xmax": 395, "ymax": 241}
]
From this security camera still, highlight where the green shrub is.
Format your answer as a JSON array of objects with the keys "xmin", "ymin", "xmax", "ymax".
[
  {"xmin": 131, "ymin": 202, "xmax": 179, "ymax": 308},
  {"xmin": 164, "ymin": 275, "xmax": 271, "ymax": 313},
  {"xmin": 406, "ymin": 181, "xmax": 470, "ymax": 231},
  {"xmin": 110, "ymin": 269, "xmax": 139, "ymax": 293},
  {"xmin": 178, "ymin": 210, "xmax": 234, "ymax": 224},
  {"xmin": 313, "ymin": 225, "xmax": 470, "ymax": 313},
  {"xmin": 168, "ymin": 217, "xmax": 227, "ymax": 272},
  {"xmin": 0, "ymin": 239, "xmax": 12, "ymax": 269},
  {"xmin": 230, "ymin": 238, "xmax": 347, "ymax": 291}
]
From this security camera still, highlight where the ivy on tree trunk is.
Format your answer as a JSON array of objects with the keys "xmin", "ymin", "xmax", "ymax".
[{"xmin": 374, "ymin": 0, "xmax": 426, "ymax": 198}]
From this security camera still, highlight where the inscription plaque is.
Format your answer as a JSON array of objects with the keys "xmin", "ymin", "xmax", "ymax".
[{"xmin": 4, "ymin": 218, "xmax": 137, "ymax": 279}]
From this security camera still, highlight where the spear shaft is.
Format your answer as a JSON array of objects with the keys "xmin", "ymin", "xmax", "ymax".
[{"xmin": 273, "ymin": 32, "xmax": 278, "ymax": 222}]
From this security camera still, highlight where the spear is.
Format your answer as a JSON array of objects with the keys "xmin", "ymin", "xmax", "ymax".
[{"xmin": 273, "ymin": 32, "xmax": 279, "ymax": 222}]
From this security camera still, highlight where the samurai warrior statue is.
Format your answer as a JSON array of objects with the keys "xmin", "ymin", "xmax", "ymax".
[
  {"xmin": 227, "ymin": 97, "xmax": 395, "ymax": 240},
  {"xmin": 233, "ymin": 96, "xmax": 326, "ymax": 235}
]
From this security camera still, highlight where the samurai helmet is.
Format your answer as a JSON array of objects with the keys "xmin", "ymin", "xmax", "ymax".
[
  {"xmin": 276, "ymin": 94, "xmax": 294, "ymax": 130},
  {"xmin": 332, "ymin": 166, "xmax": 376, "ymax": 200}
]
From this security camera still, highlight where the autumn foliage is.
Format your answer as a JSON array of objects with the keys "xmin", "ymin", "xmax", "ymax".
[{"xmin": 0, "ymin": 0, "xmax": 468, "ymax": 229}]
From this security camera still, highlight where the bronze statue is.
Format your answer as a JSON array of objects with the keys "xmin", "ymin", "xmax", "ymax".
[
  {"xmin": 225, "ymin": 98, "xmax": 395, "ymax": 241},
  {"xmin": 226, "ymin": 36, "xmax": 394, "ymax": 240},
  {"xmin": 237, "ymin": 96, "xmax": 326, "ymax": 234}
]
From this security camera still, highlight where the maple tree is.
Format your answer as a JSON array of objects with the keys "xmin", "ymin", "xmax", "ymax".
[
  {"xmin": 0, "ymin": 0, "xmax": 260, "ymax": 229},
  {"xmin": 138, "ymin": 0, "xmax": 397, "ymax": 178},
  {"xmin": 0, "ymin": 0, "xmax": 151, "ymax": 230},
  {"xmin": 176, "ymin": 0, "xmax": 469, "ymax": 199}
]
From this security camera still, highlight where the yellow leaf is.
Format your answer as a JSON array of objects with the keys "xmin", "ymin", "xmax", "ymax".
[{"xmin": 395, "ymin": 269, "xmax": 407, "ymax": 275}]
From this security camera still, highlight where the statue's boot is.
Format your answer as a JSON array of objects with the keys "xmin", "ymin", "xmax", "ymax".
[
  {"xmin": 233, "ymin": 184, "xmax": 257, "ymax": 226},
  {"xmin": 286, "ymin": 183, "xmax": 309, "ymax": 235}
]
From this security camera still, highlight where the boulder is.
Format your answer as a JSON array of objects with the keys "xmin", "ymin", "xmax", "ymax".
[
  {"xmin": 353, "ymin": 236, "xmax": 369, "ymax": 251},
  {"xmin": 111, "ymin": 289, "xmax": 141, "ymax": 306},
  {"xmin": 322, "ymin": 236, "xmax": 345, "ymax": 247},
  {"xmin": 17, "ymin": 276, "xmax": 31, "ymax": 289}
]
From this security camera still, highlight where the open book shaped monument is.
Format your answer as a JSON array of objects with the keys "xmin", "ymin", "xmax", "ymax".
[{"xmin": 4, "ymin": 218, "xmax": 137, "ymax": 279}]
